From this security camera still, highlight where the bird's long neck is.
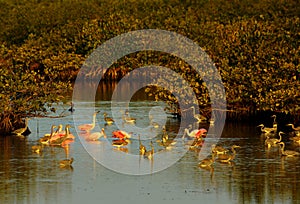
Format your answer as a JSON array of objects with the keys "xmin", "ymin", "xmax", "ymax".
[
  {"xmin": 102, "ymin": 129, "xmax": 107, "ymax": 138},
  {"xmin": 92, "ymin": 114, "xmax": 97, "ymax": 126},
  {"xmin": 231, "ymin": 147, "xmax": 237, "ymax": 160},
  {"xmin": 57, "ymin": 125, "xmax": 63, "ymax": 133},
  {"xmin": 50, "ymin": 126, "xmax": 56, "ymax": 137},
  {"xmin": 291, "ymin": 124, "xmax": 300, "ymax": 131},
  {"xmin": 65, "ymin": 127, "xmax": 70, "ymax": 137},
  {"xmin": 62, "ymin": 126, "xmax": 70, "ymax": 142},
  {"xmin": 278, "ymin": 134, "xmax": 282, "ymax": 142},
  {"xmin": 273, "ymin": 116, "xmax": 276, "ymax": 124},
  {"xmin": 185, "ymin": 128, "xmax": 191, "ymax": 136},
  {"xmin": 260, "ymin": 126, "xmax": 265, "ymax": 132}
]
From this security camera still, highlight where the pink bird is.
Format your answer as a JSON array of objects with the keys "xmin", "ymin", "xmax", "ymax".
[
  {"xmin": 61, "ymin": 138, "xmax": 74, "ymax": 147},
  {"xmin": 49, "ymin": 124, "xmax": 64, "ymax": 142},
  {"xmin": 112, "ymin": 130, "xmax": 132, "ymax": 139},
  {"xmin": 85, "ymin": 128, "xmax": 107, "ymax": 141},
  {"xmin": 50, "ymin": 124, "xmax": 75, "ymax": 143},
  {"xmin": 78, "ymin": 111, "xmax": 100, "ymax": 133},
  {"xmin": 50, "ymin": 125, "xmax": 74, "ymax": 146},
  {"xmin": 182, "ymin": 125, "xmax": 207, "ymax": 140}
]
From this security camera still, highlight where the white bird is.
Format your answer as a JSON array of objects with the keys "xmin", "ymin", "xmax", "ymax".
[
  {"xmin": 12, "ymin": 118, "xmax": 30, "ymax": 136},
  {"xmin": 182, "ymin": 125, "xmax": 207, "ymax": 139},
  {"xmin": 190, "ymin": 106, "xmax": 207, "ymax": 122},
  {"xmin": 85, "ymin": 128, "xmax": 107, "ymax": 141},
  {"xmin": 278, "ymin": 142, "xmax": 300, "ymax": 157},
  {"xmin": 257, "ymin": 124, "xmax": 276, "ymax": 134},
  {"xmin": 287, "ymin": 124, "xmax": 300, "ymax": 131},
  {"xmin": 78, "ymin": 111, "xmax": 100, "ymax": 133}
]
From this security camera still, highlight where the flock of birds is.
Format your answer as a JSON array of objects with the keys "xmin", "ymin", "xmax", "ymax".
[
  {"xmin": 259, "ymin": 115, "xmax": 300, "ymax": 156},
  {"xmin": 198, "ymin": 115, "xmax": 300, "ymax": 172},
  {"xmin": 11, "ymin": 108, "xmax": 211, "ymax": 169},
  {"xmin": 31, "ymin": 124, "xmax": 75, "ymax": 168},
  {"xmin": 10, "ymin": 107, "xmax": 300, "ymax": 171}
]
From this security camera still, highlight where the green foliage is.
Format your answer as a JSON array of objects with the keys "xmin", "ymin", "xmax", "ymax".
[
  {"xmin": 0, "ymin": 0, "xmax": 299, "ymax": 134},
  {"xmin": 0, "ymin": 43, "xmax": 74, "ymax": 134}
]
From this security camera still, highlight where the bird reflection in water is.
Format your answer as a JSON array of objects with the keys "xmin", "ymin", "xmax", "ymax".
[
  {"xmin": 59, "ymin": 144, "xmax": 74, "ymax": 171},
  {"xmin": 59, "ymin": 157, "xmax": 74, "ymax": 171},
  {"xmin": 198, "ymin": 153, "xmax": 216, "ymax": 179},
  {"xmin": 31, "ymin": 145, "xmax": 43, "ymax": 154},
  {"xmin": 85, "ymin": 128, "xmax": 107, "ymax": 142},
  {"xmin": 113, "ymin": 147, "xmax": 129, "ymax": 154},
  {"xmin": 216, "ymin": 145, "xmax": 241, "ymax": 167}
]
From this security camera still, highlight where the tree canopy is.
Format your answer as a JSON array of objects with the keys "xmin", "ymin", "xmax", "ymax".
[{"xmin": 0, "ymin": 0, "xmax": 299, "ymax": 134}]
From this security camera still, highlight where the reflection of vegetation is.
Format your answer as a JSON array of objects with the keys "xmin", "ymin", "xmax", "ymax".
[{"xmin": 0, "ymin": 0, "xmax": 299, "ymax": 134}]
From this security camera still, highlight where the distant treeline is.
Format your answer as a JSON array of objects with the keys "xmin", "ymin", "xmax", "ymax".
[{"xmin": 0, "ymin": 0, "xmax": 299, "ymax": 134}]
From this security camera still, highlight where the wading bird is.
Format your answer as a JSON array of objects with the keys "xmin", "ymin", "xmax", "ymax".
[
  {"xmin": 189, "ymin": 137, "xmax": 204, "ymax": 150},
  {"xmin": 50, "ymin": 124, "xmax": 72, "ymax": 146},
  {"xmin": 264, "ymin": 131, "xmax": 284, "ymax": 148},
  {"xmin": 55, "ymin": 124, "xmax": 64, "ymax": 134},
  {"xmin": 122, "ymin": 110, "xmax": 136, "ymax": 124},
  {"xmin": 190, "ymin": 106, "xmax": 207, "ymax": 122},
  {"xmin": 158, "ymin": 134, "xmax": 177, "ymax": 150},
  {"xmin": 217, "ymin": 145, "xmax": 241, "ymax": 163},
  {"xmin": 50, "ymin": 124, "xmax": 75, "ymax": 142},
  {"xmin": 85, "ymin": 128, "xmax": 107, "ymax": 141},
  {"xmin": 39, "ymin": 125, "xmax": 57, "ymax": 145},
  {"xmin": 12, "ymin": 118, "xmax": 30, "ymax": 136},
  {"xmin": 112, "ymin": 130, "xmax": 132, "ymax": 139},
  {"xmin": 78, "ymin": 111, "xmax": 100, "ymax": 133},
  {"xmin": 287, "ymin": 124, "xmax": 300, "ymax": 131},
  {"xmin": 278, "ymin": 142, "xmax": 300, "ymax": 157},
  {"xmin": 198, "ymin": 153, "xmax": 216, "ymax": 168},
  {"xmin": 257, "ymin": 124, "xmax": 276, "ymax": 134},
  {"xmin": 103, "ymin": 112, "xmax": 114, "ymax": 125},
  {"xmin": 211, "ymin": 144, "xmax": 229, "ymax": 155},
  {"xmin": 68, "ymin": 102, "xmax": 75, "ymax": 113},
  {"xmin": 182, "ymin": 125, "xmax": 207, "ymax": 140},
  {"xmin": 271, "ymin": 115, "xmax": 277, "ymax": 132}
]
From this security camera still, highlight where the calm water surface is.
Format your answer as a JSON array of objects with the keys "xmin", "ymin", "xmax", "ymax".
[{"xmin": 1, "ymin": 83, "xmax": 300, "ymax": 204}]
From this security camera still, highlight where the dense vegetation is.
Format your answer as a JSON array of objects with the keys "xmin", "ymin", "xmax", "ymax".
[{"xmin": 0, "ymin": 0, "xmax": 299, "ymax": 135}]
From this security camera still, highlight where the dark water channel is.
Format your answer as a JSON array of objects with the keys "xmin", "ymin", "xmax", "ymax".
[{"xmin": 1, "ymin": 81, "xmax": 300, "ymax": 204}]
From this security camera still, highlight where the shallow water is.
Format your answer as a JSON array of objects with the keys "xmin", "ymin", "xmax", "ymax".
[
  {"xmin": 1, "ymin": 100, "xmax": 300, "ymax": 204},
  {"xmin": 1, "ymin": 80, "xmax": 300, "ymax": 204}
]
